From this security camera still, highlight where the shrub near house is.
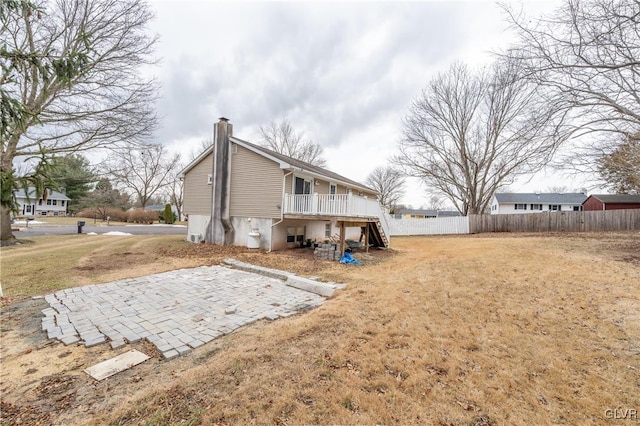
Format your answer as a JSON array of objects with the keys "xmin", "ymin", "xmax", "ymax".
[{"xmin": 77, "ymin": 208, "xmax": 158, "ymax": 223}]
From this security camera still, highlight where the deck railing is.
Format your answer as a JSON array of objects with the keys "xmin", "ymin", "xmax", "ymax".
[
  {"xmin": 283, "ymin": 193, "xmax": 391, "ymax": 246},
  {"xmin": 283, "ymin": 193, "xmax": 380, "ymax": 217}
]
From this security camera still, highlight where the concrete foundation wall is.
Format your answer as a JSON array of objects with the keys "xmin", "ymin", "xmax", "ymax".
[
  {"xmin": 230, "ymin": 216, "xmax": 272, "ymax": 250},
  {"xmin": 188, "ymin": 215, "xmax": 362, "ymax": 251},
  {"xmin": 186, "ymin": 215, "xmax": 210, "ymax": 242},
  {"xmin": 271, "ymin": 220, "xmax": 363, "ymax": 251}
]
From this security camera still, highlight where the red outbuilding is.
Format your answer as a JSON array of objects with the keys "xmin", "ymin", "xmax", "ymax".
[{"xmin": 582, "ymin": 194, "xmax": 640, "ymax": 211}]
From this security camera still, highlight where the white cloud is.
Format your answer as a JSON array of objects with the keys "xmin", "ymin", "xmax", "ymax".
[{"xmin": 148, "ymin": 0, "xmax": 566, "ymax": 208}]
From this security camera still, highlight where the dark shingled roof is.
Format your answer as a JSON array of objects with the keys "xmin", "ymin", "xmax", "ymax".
[
  {"xmin": 587, "ymin": 194, "xmax": 640, "ymax": 204},
  {"xmin": 437, "ymin": 210, "xmax": 462, "ymax": 217},
  {"xmin": 494, "ymin": 193, "xmax": 587, "ymax": 204}
]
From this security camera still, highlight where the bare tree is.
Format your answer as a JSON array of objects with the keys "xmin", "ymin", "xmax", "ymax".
[
  {"xmin": 166, "ymin": 172, "xmax": 184, "ymax": 220},
  {"xmin": 1, "ymin": 0, "xmax": 158, "ymax": 241},
  {"xmin": 545, "ymin": 185, "xmax": 572, "ymax": 194},
  {"xmin": 365, "ymin": 166, "xmax": 405, "ymax": 210},
  {"xmin": 395, "ymin": 61, "xmax": 568, "ymax": 215},
  {"xmin": 502, "ymin": 0, "xmax": 640, "ymax": 166},
  {"xmin": 424, "ymin": 194, "xmax": 444, "ymax": 211},
  {"xmin": 187, "ymin": 138, "xmax": 213, "ymax": 162},
  {"xmin": 103, "ymin": 145, "xmax": 180, "ymax": 208},
  {"xmin": 259, "ymin": 119, "xmax": 327, "ymax": 167}
]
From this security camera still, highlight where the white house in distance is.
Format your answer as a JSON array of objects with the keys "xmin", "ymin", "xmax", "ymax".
[
  {"xmin": 490, "ymin": 193, "xmax": 588, "ymax": 215},
  {"xmin": 14, "ymin": 187, "xmax": 70, "ymax": 217}
]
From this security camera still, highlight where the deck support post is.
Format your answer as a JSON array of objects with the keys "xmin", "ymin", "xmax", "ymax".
[
  {"xmin": 339, "ymin": 222, "xmax": 346, "ymax": 256},
  {"xmin": 365, "ymin": 224, "xmax": 370, "ymax": 253}
]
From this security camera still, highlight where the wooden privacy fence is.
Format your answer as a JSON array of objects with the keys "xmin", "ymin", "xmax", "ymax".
[
  {"xmin": 469, "ymin": 209, "xmax": 640, "ymax": 233},
  {"xmin": 387, "ymin": 216, "xmax": 470, "ymax": 236}
]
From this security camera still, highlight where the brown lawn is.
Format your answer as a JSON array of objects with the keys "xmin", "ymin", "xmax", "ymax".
[{"xmin": 1, "ymin": 232, "xmax": 639, "ymax": 425}]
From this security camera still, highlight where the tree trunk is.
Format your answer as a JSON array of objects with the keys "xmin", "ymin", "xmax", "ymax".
[{"xmin": 1, "ymin": 205, "xmax": 15, "ymax": 242}]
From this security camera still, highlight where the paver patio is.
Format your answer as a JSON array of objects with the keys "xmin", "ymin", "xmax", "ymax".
[{"xmin": 41, "ymin": 265, "xmax": 326, "ymax": 359}]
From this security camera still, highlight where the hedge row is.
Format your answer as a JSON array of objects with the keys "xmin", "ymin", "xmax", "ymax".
[{"xmin": 76, "ymin": 208, "xmax": 159, "ymax": 224}]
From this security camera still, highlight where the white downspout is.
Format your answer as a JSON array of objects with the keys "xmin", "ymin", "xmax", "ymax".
[{"xmin": 270, "ymin": 170, "xmax": 294, "ymax": 252}]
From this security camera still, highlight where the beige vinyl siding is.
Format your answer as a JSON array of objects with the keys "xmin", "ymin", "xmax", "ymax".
[
  {"xmin": 285, "ymin": 173, "xmax": 293, "ymax": 193},
  {"xmin": 183, "ymin": 154, "xmax": 213, "ymax": 215},
  {"xmin": 314, "ymin": 180, "xmax": 329, "ymax": 194},
  {"xmin": 230, "ymin": 144, "xmax": 283, "ymax": 218}
]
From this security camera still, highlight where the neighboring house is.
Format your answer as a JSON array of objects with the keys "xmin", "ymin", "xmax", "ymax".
[
  {"xmin": 14, "ymin": 187, "xmax": 70, "ymax": 217},
  {"xmin": 437, "ymin": 210, "xmax": 462, "ymax": 217},
  {"xmin": 395, "ymin": 209, "xmax": 437, "ymax": 219},
  {"xmin": 394, "ymin": 209, "xmax": 462, "ymax": 219},
  {"xmin": 181, "ymin": 118, "xmax": 390, "ymax": 251},
  {"xmin": 582, "ymin": 194, "xmax": 640, "ymax": 211},
  {"xmin": 490, "ymin": 193, "xmax": 587, "ymax": 215}
]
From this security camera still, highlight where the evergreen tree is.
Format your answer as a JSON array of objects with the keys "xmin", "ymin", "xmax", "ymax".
[{"xmin": 49, "ymin": 155, "xmax": 96, "ymax": 213}]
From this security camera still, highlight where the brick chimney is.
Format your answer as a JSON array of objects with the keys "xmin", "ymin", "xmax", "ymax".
[{"xmin": 209, "ymin": 117, "xmax": 235, "ymax": 245}]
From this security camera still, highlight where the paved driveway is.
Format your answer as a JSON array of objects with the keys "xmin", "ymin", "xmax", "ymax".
[
  {"xmin": 15, "ymin": 223, "xmax": 187, "ymax": 237},
  {"xmin": 41, "ymin": 264, "xmax": 327, "ymax": 359}
]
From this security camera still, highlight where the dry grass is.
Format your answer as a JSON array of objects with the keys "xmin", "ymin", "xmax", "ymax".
[
  {"xmin": 1, "ymin": 235, "xmax": 187, "ymax": 296},
  {"xmin": 1, "ymin": 232, "xmax": 639, "ymax": 425},
  {"xmin": 106, "ymin": 233, "xmax": 638, "ymax": 425}
]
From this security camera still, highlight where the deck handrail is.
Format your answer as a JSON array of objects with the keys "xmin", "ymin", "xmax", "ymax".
[{"xmin": 283, "ymin": 193, "xmax": 379, "ymax": 217}]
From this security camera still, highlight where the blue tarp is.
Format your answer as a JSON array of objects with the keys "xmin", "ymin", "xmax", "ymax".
[{"xmin": 339, "ymin": 252, "xmax": 361, "ymax": 265}]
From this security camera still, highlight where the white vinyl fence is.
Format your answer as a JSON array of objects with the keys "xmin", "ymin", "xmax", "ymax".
[{"xmin": 387, "ymin": 216, "xmax": 470, "ymax": 236}]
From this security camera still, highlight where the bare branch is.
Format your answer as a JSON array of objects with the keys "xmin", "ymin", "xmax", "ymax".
[
  {"xmin": 365, "ymin": 166, "xmax": 405, "ymax": 210},
  {"xmin": 501, "ymin": 0, "xmax": 640, "ymax": 161},
  {"xmin": 259, "ymin": 118, "xmax": 327, "ymax": 167},
  {"xmin": 102, "ymin": 144, "xmax": 181, "ymax": 208},
  {"xmin": 394, "ymin": 60, "xmax": 569, "ymax": 215}
]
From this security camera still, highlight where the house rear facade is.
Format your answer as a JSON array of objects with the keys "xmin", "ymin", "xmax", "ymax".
[
  {"xmin": 181, "ymin": 118, "xmax": 390, "ymax": 251},
  {"xmin": 490, "ymin": 193, "xmax": 587, "ymax": 215}
]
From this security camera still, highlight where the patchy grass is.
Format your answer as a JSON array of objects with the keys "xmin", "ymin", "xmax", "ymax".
[
  {"xmin": 1, "ymin": 232, "xmax": 639, "ymax": 425},
  {"xmin": 0, "ymin": 235, "xmax": 227, "ymax": 297}
]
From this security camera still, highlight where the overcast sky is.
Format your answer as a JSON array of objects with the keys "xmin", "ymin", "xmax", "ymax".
[{"xmin": 147, "ymin": 0, "xmax": 587, "ymax": 208}]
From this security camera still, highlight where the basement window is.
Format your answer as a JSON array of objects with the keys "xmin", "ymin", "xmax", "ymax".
[{"xmin": 286, "ymin": 226, "xmax": 305, "ymax": 243}]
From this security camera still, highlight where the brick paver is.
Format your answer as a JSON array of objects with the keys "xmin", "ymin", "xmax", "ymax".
[{"xmin": 41, "ymin": 265, "xmax": 326, "ymax": 359}]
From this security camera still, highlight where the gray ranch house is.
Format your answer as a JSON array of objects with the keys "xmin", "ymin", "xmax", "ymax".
[
  {"xmin": 180, "ymin": 118, "xmax": 390, "ymax": 251},
  {"xmin": 490, "ymin": 193, "xmax": 588, "ymax": 214}
]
